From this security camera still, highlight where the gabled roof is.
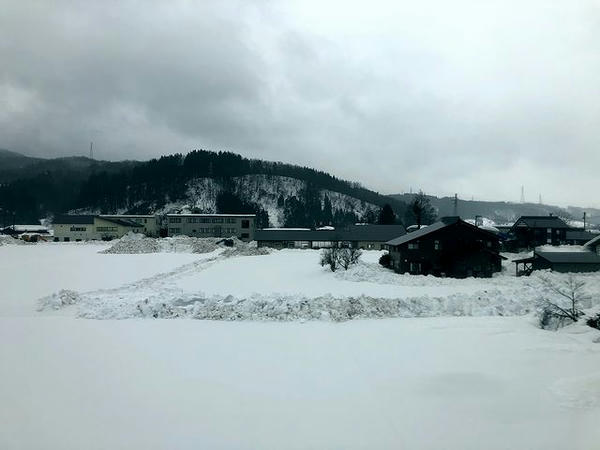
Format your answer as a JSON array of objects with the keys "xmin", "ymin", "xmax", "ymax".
[
  {"xmin": 167, "ymin": 213, "xmax": 256, "ymax": 217},
  {"xmin": 511, "ymin": 215, "xmax": 570, "ymax": 230},
  {"xmin": 385, "ymin": 217, "xmax": 497, "ymax": 247},
  {"xmin": 53, "ymin": 215, "xmax": 142, "ymax": 227},
  {"xmin": 99, "ymin": 217, "xmax": 143, "ymax": 227},
  {"xmin": 584, "ymin": 234, "xmax": 600, "ymax": 249},
  {"xmin": 535, "ymin": 250, "xmax": 600, "ymax": 264}
]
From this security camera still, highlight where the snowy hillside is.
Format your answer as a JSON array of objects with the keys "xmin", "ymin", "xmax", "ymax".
[{"xmin": 164, "ymin": 174, "xmax": 377, "ymax": 226}]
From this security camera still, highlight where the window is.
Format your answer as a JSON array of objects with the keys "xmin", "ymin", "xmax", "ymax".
[
  {"xmin": 241, "ymin": 219, "xmax": 250, "ymax": 229},
  {"xmin": 547, "ymin": 228, "xmax": 552, "ymax": 233},
  {"xmin": 409, "ymin": 262, "xmax": 421, "ymax": 274},
  {"xmin": 486, "ymin": 241, "xmax": 492, "ymax": 248},
  {"xmin": 96, "ymin": 226, "xmax": 117, "ymax": 232},
  {"xmin": 408, "ymin": 241, "xmax": 419, "ymax": 250},
  {"xmin": 434, "ymin": 240, "xmax": 441, "ymax": 250},
  {"xmin": 212, "ymin": 218, "xmax": 223, "ymax": 223},
  {"xmin": 170, "ymin": 217, "xmax": 182, "ymax": 224},
  {"xmin": 169, "ymin": 228, "xmax": 181, "ymax": 234},
  {"xmin": 70, "ymin": 226, "xmax": 86, "ymax": 232},
  {"xmin": 241, "ymin": 233, "xmax": 250, "ymax": 239},
  {"xmin": 547, "ymin": 238, "xmax": 552, "ymax": 244}
]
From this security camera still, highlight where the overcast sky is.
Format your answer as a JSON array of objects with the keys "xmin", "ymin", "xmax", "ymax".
[{"xmin": 1, "ymin": 1, "xmax": 599, "ymax": 207}]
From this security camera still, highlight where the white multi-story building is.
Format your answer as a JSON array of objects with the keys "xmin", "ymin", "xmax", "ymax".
[
  {"xmin": 166, "ymin": 214, "xmax": 255, "ymax": 241},
  {"xmin": 53, "ymin": 215, "xmax": 144, "ymax": 241}
]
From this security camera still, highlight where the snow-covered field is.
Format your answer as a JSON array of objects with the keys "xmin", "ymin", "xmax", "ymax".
[{"xmin": 1, "ymin": 240, "xmax": 600, "ymax": 449}]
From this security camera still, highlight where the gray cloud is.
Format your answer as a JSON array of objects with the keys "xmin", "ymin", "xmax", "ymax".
[{"xmin": 1, "ymin": 0, "xmax": 599, "ymax": 207}]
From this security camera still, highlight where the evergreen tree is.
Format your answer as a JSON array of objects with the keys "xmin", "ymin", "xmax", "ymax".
[{"xmin": 377, "ymin": 204, "xmax": 396, "ymax": 225}]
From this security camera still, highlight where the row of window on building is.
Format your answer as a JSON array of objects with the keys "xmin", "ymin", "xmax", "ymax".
[{"xmin": 169, "ymin": 217, "xmax": 238, "ymax": 224}]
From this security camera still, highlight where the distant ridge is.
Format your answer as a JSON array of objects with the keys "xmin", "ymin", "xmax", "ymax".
[{"xmin": 390, "ymin": 193, "xmax": 600, "ymax": 227}]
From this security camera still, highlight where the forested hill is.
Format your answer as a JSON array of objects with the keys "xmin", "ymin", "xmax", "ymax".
[{"xmin": 0, "ymin": 149, "xmax": 407, "ymax": 227}]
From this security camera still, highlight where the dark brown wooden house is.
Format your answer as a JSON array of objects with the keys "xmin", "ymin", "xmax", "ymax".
[
  {"xmin": 385, "ymin": 217, "xmax": 503, "ymax": 278},
  {"xmin": 508, "ymin": 215, "xmax": 571, "ymax": 249}
]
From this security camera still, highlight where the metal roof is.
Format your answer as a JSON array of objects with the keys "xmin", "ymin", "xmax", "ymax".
[
  {"xmin": 53, "ymin": 215, "xmax": 142, "ymax": 227},
  {"xmin": 535, "ymin": 250, "xmax": 600, "ymax": 264},
  {"xmin": 511, "ymin": 216, "xmax": 570, "ymax": 230},
  {"xmin": 385, "ymin": 217, "xmax": 468, "ymax": 246},
  {"xmin": 583, "ymin": 234, "xmax": 600, "ymax": 249},
  {"xmin": 255, "ymin": 224, "xmax": 406, "ymax": 243},
  {"xmin": 166, "ymin": 213, "xmax": 256, "ymax": 217},
  {"xmin": 255, "ymin": 229, "xmax": 337, "ymax": 241},
  {"xmin": 100, "ymin": 217, "xmax": 143, "ymax": 227}
]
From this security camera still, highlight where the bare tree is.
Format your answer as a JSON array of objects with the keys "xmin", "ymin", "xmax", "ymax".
[
  {"xmin": 537, "ymin": 274, "xmax": 589, "ymax": 328},
  {"xmin": 320, "ymin": 247, "xmax": 362, "ymax": 271},
  {"xmin": 320, "ymin": 247, "xmax": 339, "ymax": 272},
  {"xmin": 338, "ymin": 247, "xmax": 363, "ymax": 270}
]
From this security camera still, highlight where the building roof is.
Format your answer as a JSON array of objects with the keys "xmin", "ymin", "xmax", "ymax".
[
  {"xmin": 511, "ymin": 215, "xmax": 570, "ymax": 230},
  {"xmin": 254, "ymin": 224, "xmax": 406, "ymax": 243},
  {"xmin": 53, "ymin": 215, "xmax": 142, "ymax": 227},
  {"xmin": 535, "ymin": 250, "xmax": 600, "ymax": 264},
  {"xmin": 100, "ymin": 214, "xmax": 155, "ymax": 219},
  {"xmin": 566, "ymin": 230, "xmax": 598, "ymax": 241},
  {"xmin": 255, "ymin": 229, "xmax": 337, "ymax": 242},
  {"xmin": 99, "ymin": 217, "xmax": 144, "ymax": 227},
  {"xmin": 385, "ymin": 216, "xmax": 494, "ymax": 246},
  {"xmin": 341, "ymin": 224, "xmax": 406, "ymax": 242},
  {"xmin": 583, "ymin": 234, "xmax": 600, "ymax": 249},
  {"xmin": 167, "ymin": 213, "xmax": 256, "ymax": 217},
  {"xmin": 53, "ymin": 215, "xmax": 96, "ymax": 225}
]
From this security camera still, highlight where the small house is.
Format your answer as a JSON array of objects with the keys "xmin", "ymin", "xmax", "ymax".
[
  {"xmin": 385, "ymin": 217, "xmax": 503, "ymax": 278},
  {"xmin": 514, "ymin": 249, "xmax": 600, "ymax": 276},
  {"xmin": 508, "ymin": 215, "xmax": 571, "ymax": 249}
]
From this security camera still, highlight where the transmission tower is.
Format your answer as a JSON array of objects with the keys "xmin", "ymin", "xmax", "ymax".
[{"xmin": 520, "ymin": 186, "xmax": 525, "ymax": 203}]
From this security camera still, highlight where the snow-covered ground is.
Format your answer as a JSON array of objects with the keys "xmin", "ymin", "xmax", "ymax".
[{"xmin": 1, "ymin": 240, "xmax": 600, "ymax": 449}]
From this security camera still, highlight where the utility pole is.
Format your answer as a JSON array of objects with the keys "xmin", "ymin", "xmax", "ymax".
[
  {"xmin": 520, "ymin": 186, "xmax": 525, "ymax": 203},
  {"xmin": 453, "ymin": 193, "xmax": 458, "ymax": 216},
  {"xmin": 90, "ymin": 142, "xmax": 94, "ymax": 160},
  {"xmin": 539, "ymin": 194, "xmax": 542, "ymax": 205},
  {"xmin": 583, "ymin": 212, "xmax": 587, "ymax": 231}
]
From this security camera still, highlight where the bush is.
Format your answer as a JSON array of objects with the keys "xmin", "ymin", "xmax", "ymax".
[
  {"xmin": 587, "ymin": 313, "xmax": 600, "ymax": 331},
  {"xmin": 320, "ymin": 248, "xmax": 339, "ymax": 272},
  {"xmin": 379, "ymin": 253, "xmax": 391, "ymax": 268},
  {"xmin": 537, "ymin": 275, "xmax": 588, "ymax": 330},
  {"xmin": 320, "ymin": 247, "xmax": 362, "ymax": 272}
]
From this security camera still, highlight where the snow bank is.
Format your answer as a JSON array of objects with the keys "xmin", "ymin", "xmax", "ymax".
[
  {"xmin": 100, "ymin": 233, "xmax": 269, "ymax": 256},
  {"xmin": 0, "ymin": 235, "xmax": 26, "ymax": 246}
]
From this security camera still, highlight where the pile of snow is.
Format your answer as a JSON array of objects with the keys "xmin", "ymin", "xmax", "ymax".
[
  {"xmin": 100, "ymin": 233, "xmax": 269, "ymax": 256},
  {"xmin": 99, "ymin": 233, "xmax": 161, "ymax": 253},
  {"xmin": 38, "ymin": 289, "xmax": 81, "ymax": 310},
  {"xmin": 0, "ymin": 235, "xmax": 26, "ymax": 246}
]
